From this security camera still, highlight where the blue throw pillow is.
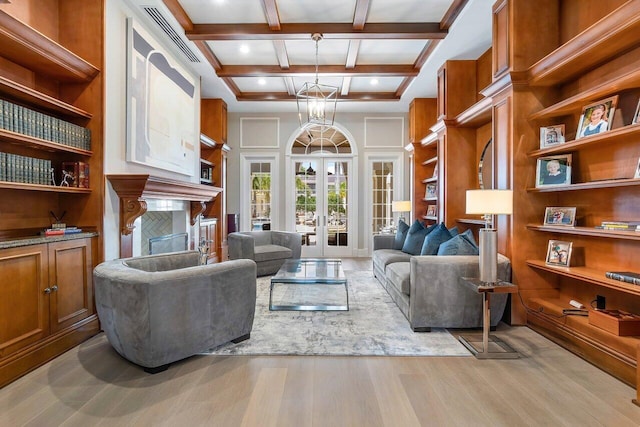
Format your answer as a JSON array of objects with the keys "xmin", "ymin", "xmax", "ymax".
[
  {"xmin": 401, "ymin": 220, "xmax": 429, "ymax": 255},
  {"xmin": 420, "ymin": 222, "xmax": 453, "ymax": 255},
  {"xmin": 437, "ymin": 229, "xmax": 480, "ymax": 255},
  {"xmin": 448, "ymin": 226, "xmax": 459, "ymax": 237},
  {"xmin": 393, "ymin": 219, "xmax": 410, "ymax": 250}
]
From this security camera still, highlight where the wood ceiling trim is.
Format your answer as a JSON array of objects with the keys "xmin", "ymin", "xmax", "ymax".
[
  {"xmin": 218, "ymin": 64, "xmax": 418, "ymax": 77},
  {"xmin": 162, "ymin": 0, "xmax": 193, "ymax": 32},
  {"xmin": 194, "ymin": 40, "xmax": 222, "ymax": 70},
  {"xmin": 414, "ymin": 39, "xmax": 440, "ymax": 69},
  {"xmin": 223, "ymin": 77, "xmax": 241, "ymax": 96},
  {"xmin": 345, "ymin": 40, "xmax": 360, "ymax": 68},
  {"xmin": 237, "ymin": 91, "xmax": 399, "ymax": 101},
  {"xmin": 273, "ymin": 40, "xmax": 290, "ymax": 69},
  {"xmin": 440, "ymin": 0, "xmax": 469, "ymax": 30},
  {"xmin": 186, "ymin": 23, "xmax": 447, "ymax": 40}
]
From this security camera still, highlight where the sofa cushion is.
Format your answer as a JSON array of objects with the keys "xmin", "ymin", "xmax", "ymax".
[
  {"xmin": 385, "ymin": 262, "xmax": 411, "ymax": 295},
  {"xmin": 393, "ymin": 219, "xmax": 410, "ymax": 250},
  {"xmin": 420, "ymin": 222, "xmax": 453, "ymax": 255},
  {"xmin": 401, "ymin": 221, "xmax": 431, "ymax": 255},
  {"xmin": 254, "ymin": 244, "xmax": 292, "ymax": 262},
  {"xmin": 448, "ymin": 226, "xmax": 459, "ymax": 237},
  {"xmin": 373, "ymin": 249, "xmax": 412, "ymax": 270},
  {"xmin": 437, "ymin": 229, "xmax": 479, "ymax": 255}
]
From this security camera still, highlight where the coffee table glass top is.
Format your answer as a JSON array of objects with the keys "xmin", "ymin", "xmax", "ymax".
[
  {"xmin": 269, "ymin": 259, "xmax": 348, "ymax": 311},
  {"xmin": 271, "ymin": 259, "xmax": 346, "ymax": 284}
]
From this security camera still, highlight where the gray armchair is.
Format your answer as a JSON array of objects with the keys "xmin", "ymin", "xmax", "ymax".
[
  {"xmin": 93, "ymin": 251, "xmax": 256, "ymax": 373},
  {"xmin": 228, "ymin": 230, "xmax": 302, "ymax": 276}
]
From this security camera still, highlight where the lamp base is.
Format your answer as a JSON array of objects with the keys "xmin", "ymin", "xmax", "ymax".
[{"xmin": 479, "ymin": 228, "xmax": 497, "ymax": 283}]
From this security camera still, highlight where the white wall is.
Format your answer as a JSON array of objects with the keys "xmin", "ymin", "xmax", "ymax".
[
  {"xmin": 227, "ymin": 112, "xmax": 411, "ymax": 255},
  {"xmin": 103, "ymin": 0, "xmax": 200, "ymax": 260}
]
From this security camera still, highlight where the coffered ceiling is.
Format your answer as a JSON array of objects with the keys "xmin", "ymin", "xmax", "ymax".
[{"xmin": 131, "ymin": 0, "xmax": 493, "ymax": 112}]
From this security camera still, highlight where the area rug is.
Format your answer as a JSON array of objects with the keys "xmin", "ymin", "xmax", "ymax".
[{"xmin": 208, "ymin": 269, "xmax": 470, "ymax": 356}]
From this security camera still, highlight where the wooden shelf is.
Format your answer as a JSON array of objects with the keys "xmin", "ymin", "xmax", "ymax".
[
  {"xmin": 420, "ymin": 132, "xmax": 438, "ymax": 147},
  {"xmin": 0, "ymin": 181, "xmax": 91, "ymax": 193},
  {"xmin": 200, "ymin": 158, "xmax": 213, "ymax": 166},
  {"xmin": 0, "ymin": 129, "xmax": 92, "ymax": 156},
  {"xmin": 457, "ymin": 218, "xmax": 486, "ymax": 226},
  {"xmin": 527, "ymin": 259, "xmax": 640, "ymax": 296},
  {"xmin": 454, "ymin": 96, "xmax": 492, "ymax": 127},
  {"xmin": 528, "ymin": 2, "xmax": 640, "ymax": 87},
  {"xmin": 423, "ymin": 215, "xmax": 437, "ymax": 221},
  {"xmin": 527, "ymin": 224, "xmax": 640, "ymax": 241},
  {"xmin": 0, "ymin": 76, "xmax": 92, "ymax": 120},
  {"xmin": 421, "ymin": 176, "xmax": 437, "ymax": 184},
  {"xmin": 527, "ymin": 178, "xmax": 640, "ymax": 192},
  {"xmin": 200, "ymin": 133, "xmax": 217, "ymax": 148},
  {"xmin": 0, "ymin": 10, "xmax": 99, "ymax": 83},
  {"xmin": 528, "ymin": 124, "xmax": 640, "ymax": 157},
  {"xmin": 421, "ymin": 156, "xmax": 438, "ymax": 166},
  {"xmin": 200, "ymin": 178, "xmax": 212, "ymax": 184},
  {"xmin": 529, "ymin": 68, "xmax": 640, "ymax": 121},
  {"xmin": 422, "ymin": 197, "xmax": 437, "ymax": 202}
]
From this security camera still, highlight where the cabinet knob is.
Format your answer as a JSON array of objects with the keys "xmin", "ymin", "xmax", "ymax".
[
  {"xmin": 51, "ymin": 285, "xmax": 58, "ymax": 292},
  {"xmin": 44, "ymin": 287, "xmax": 51, "ymax": 294}
]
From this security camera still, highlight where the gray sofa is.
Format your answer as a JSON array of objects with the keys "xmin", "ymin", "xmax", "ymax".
[
  {"xmin": 93, "ymin": 251, "xmax": 256, "ymax": 373},
  {"xmin": 228, "ymin": 230, "xmax": 302, "ymax": 276},
  {"xmin": 373, "ymin": 234, "xmax": 511, "ymax": 332}
]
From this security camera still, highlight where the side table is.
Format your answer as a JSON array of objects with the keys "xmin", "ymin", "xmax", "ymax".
[{"xmin": 458, "ymin": 277, "xmax": 519, "ymax": 359}]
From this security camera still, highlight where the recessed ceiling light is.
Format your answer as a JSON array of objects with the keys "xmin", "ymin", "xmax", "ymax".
[
  {"xmin": 240, "ymin": 44, "xmax": 250, "ymax": 54},
  {"xmin": 370, "ymin": 78, "xmax": 379, "ymax": 86},
  {"xmin": 258, "ymin": 78, "xmax": 266, "ymax": 85}
]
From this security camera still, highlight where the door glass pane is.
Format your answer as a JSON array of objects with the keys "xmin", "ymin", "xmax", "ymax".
[
  {"xmin": 327, "ymin": 161, "xmax": 348, "ymax": 247},
  {"xmin": 295, "ymin": 161, "xmax": 317, "ymax": 246},
  {"xmin": 250, "ymin": 162, "xmax": 271, "ymax": 230},
  {"xmin": 372, "ymin": 161, "xmax": 394, "ymax": 233}
]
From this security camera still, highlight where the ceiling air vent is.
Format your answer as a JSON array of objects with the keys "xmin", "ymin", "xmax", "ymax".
[{"xmin": 142, "ymin": 6, "xmax": 200, "ymax": 63}]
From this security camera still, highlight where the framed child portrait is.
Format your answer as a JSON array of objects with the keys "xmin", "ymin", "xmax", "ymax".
[
  {"xmin": 633, "ymin": 98, "xmax": 640, "ymax": 125},
  {"xmin": 536, "ymin": 154, "xmax": 572, "ymax": 187},
  {"xmin": 540, "ymin": 124, "xmax": 565, "ymax": 148},
  {"xmin": 543, "ymin": 207, "xmax": 576, "ymax": 226},
  {"xmin": 426, "ymin": 204, "xmax": 437, "ymax": 218},
  {"xmin": 425, "ymin": 183, "xmax": 437, "ymax": 199},
  {"xmin": 576, "ymin": 95, "xmax": 617, "ymax": 139},
  {"xmin": 546, "ymin": 240, "xmax": 573, "ymax": 267}
]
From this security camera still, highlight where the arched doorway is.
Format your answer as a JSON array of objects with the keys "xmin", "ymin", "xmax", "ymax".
[{"xmin": 286, "ymin": 123, "xmax": 357, "ymax": 257}]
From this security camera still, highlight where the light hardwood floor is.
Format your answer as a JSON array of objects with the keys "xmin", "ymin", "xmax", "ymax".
[{"xmin": 2, "ymin": 259, "xmax": 639, "ymax": 426}]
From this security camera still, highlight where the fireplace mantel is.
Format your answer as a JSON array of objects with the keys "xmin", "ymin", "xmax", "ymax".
[{"xmin": 107, "ymin": 174, "xmax": 222, "ymax": 257}]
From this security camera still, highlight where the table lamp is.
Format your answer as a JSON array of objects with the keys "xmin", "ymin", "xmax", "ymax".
[
  {"xmin": 392, "ymin": 200, "xmax": 412, "ymax": 225},
  {"xmin": 465, "ymin": 189, "xmax": 513, "ymax": 283}
]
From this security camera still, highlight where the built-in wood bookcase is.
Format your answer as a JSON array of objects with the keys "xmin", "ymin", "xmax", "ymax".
[
  {"xmin": 200, "ymin": 99, "xmax": 229, "ymax": 261},
  {"xmin": 490, "ymin": 0, "xmax": 640, "ymax": 391},
  {"xmin": 408, "ymin": 98, "xmax": 437, "ymax": 222},
  {"xmin": 0, "ymin": 0, "xmax": 104, "ymax": 387}
]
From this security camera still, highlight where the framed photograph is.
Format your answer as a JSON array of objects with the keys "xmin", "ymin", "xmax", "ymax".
[
  {"xmin": 540, "ymin": 124, "xmax": 565, "ymax": 148},
  {"xmin": 633, "ymin": 98, "xmax": 640, "ymax": 125},
  {"xmin": 425, "ymin": 183, "xmax": 437, "ymax": 199},
  {"xmin": 426, "ymin": 204, "xmax": 437, "ymax": 218},
  {"xmin": 634, "ymin": 158, "xmax": 640, "ymax": 179},
  {"xmin": 536, "ymin": 154, "xmax": 572, "ymax": 187},
  {"xmin": 576, "ymin": 95, "xmax": 617, "ymax": 139},
  {"xmin": 546, "ymin": 240, "xmax": 573, "ymax": 267},
  {"xmin": 543, "ymin": 207, "xmax": 576, "ymax": 226}
]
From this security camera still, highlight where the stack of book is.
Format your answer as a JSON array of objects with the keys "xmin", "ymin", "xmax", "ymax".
[
  {"xmin": 605, "ymin": 271, "xmax": 640, "ymax": 286},
  {"xmin": 597, "ymin": 221, "xmax": 640, "ymax": 231},
  {"xmin": 41, "ymin": 227, "xmax": 83, "ymax": 237}
]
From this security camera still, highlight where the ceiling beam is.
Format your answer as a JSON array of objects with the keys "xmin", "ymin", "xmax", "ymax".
[
  {"xmin": 237, "ymin": 92, "xmax": 400, "ymax": 101},
  {"xmin": 441, "ymin": 0, "xmax": 469, "ymax": 30},
  {"xmin": 186, "ymin": 23, "xmax": 447, "ymax": 40},
  {"xmin": 261, "ymin": 0, "xmax": 281, "ymax": 30},
  {"xmin": 217, "ymin": 64, "xmax": 418, "ymax": 77},
  {"xmin": 352, "ymin": 0, "xmax": 370, "ymax": 30},
  {"xmin": 162, "ymin": 0, "xmax": 193, "ymax": 32}
]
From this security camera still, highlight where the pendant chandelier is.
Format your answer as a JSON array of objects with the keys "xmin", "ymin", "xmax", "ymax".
[{"xmin": 296, "ymin": 33, "xmax": 338, "ymax": 130}]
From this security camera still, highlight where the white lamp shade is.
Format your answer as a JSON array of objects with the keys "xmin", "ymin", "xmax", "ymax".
[
  {"xmin": 466, "ymin": 190, "xmax": 513, "ymax": 215},
  {"xmin": 392, "ymin": 200, "xmax": 412, "ymax": 212}
]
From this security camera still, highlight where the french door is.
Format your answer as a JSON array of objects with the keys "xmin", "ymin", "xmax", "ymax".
[{"xmin": 293, "ymin": 157, "xmax": 352, "ymax": 257}]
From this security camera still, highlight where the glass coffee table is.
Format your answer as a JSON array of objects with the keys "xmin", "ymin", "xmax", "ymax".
[{"xmin": 269, "ymin": 259, "xmax": 348, "ymax": 311}]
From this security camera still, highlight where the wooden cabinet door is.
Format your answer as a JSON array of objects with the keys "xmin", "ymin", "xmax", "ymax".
[
  {"xmin": 0, "ymin": 244, "xmax": 49, "ymax": 358},
  {"xmin": 47, "ymin": 238, "xmax": 94, "ymax": 333},
  {"xmin": 199, "ymin": 219, "xmax": 218, "ymax": 263}
]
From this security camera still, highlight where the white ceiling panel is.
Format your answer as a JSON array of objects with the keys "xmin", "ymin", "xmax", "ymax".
[
  {"xmin": 285, "ymin": 39, "xmax": 349, "ymax": 65},
  {"xmin": 207, "ymin": 40, "xmax": 279, "ymax": 65},
  {"xmin": 348, "ymin": 76, "xmax": 405, "ymax": 92},
  {"xmin": 368, "ymin": 0, "xmax": 452, "ymax": 22},
  {"xmin": 233, "ymin": 77, "xmax": 288, "ymax": 92},
  {"xmin": 276, "ymin": 0, "xmax": 358, "ymax": 23},
  {"xmin": 178, "ymin": 0, "xmax": 266, "ymax": 24},
  {"xmin": 357, "ymin": 40, "xmax": 427, "ymax": 65}
]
